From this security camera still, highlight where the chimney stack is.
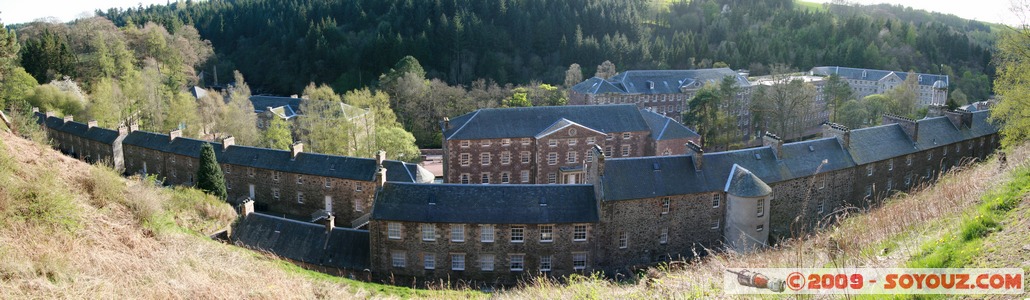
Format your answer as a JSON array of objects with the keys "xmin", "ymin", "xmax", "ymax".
[
  {"xmin": 375, "ymin": 150, "xmax": 386, "ymax": 167},
  {"xmin": 87, "ymin": 120, "xmax": 98, "ymax": 129},
  {"xmin": 169, "ymin": 129, "xmax": 182, "ymax": 142},
  {"xmin": 325, "ymin": 214, "xmax": 335, "ymax": 233},
  {"xmin": 291, "ymin": 142, "xmax": 304, "ymax": 159},
  {"xmin": 31, "ymin": 107, "xmax": 39, "ymax": 113},
  {"xmin": 822, "ymin": 122, "xmax": 851, "ymax": 148},
  {"xmin": 943, "ymin": 110, "xmax": 973, "ymax": 129},
  {"xmin": 117, "ymin": 124, "xmax": 129, "ymax": 136},
  {"xmin": 45, "ymin": 111, "xmax": 55, "ymax": 118},
  {"xmin": 222, "ymin": 136, "xmax": 235, "ymax": 151},
  {"xmin": 239, "ymin": 199, "xmax": 254, "ymax": 217},
  {"xmin": 926, "ymin": 105, "xmax": 947, "ymax": 118},
  {"xmin": 882, "ymin": 114, "xmax": 919, "ymax": 142},
  {"xmin": 63, "ymin": 115, "xmax": 74, "ymax": 123},
  {"xmin": 375, "ymin": 166, "xmax": 387, "ymax": 188},
  {"xmin": 443, "ymin": 117, "xmax": 451, "ymax": 131},
  {"xmin": 762, "ymin": 132, "xmax": 783, "ymax": 159},
  {"xmin": 685, "ymin": 140, "xmax": 704, "ymax": 171}
]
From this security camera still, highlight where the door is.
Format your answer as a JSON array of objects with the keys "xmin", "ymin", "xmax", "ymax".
[
  {"xmin": 324, "ymin": 196, "xmax": 333, "ymax": 214},
  {"xmin": 248, "ymin": 184, "xmax": 255, "ymax": 200},
  {"xmin": 564, "ymin": 173, "xmax": 578, "ymax": 184}
]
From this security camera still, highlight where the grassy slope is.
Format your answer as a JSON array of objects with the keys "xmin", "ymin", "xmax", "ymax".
[
  {"xmin": 501, "ymin": 145, "xmax": 1030, "ymax": 299},
  {"xmin": 0, "ymin": 130, "xmax": 480, "ymax": 299}
]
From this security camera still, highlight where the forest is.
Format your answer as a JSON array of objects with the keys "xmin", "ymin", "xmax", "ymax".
[{"xmin": 94, "ymin": 0, "xmax": 995, "ymax": 101}]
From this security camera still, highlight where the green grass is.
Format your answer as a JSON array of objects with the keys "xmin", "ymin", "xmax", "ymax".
[
  {"xmin": 269, "ymin": 258, "xmax": 488, "ymax": 299},
  {"xmin": 795, "ymin": 0, "xmax": 827, "ymax": 12},
  {"xmin": 908, "ymin": 165, "xmax": 1030, "ymax": 268}
]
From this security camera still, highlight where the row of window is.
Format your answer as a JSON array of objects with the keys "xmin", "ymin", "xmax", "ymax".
[
  {"xmin": 392, "ymin": 252, "xmax": 588, "ymax": 272},
  {"xmin": 387, "ymin": 223, "xmax": 590, "ymax": 243},
  {"xmin": 459, "ymin": 138, "xmax": 533, "ymax": 148},
  {"xmin": 865, "ymin": 138, "xmax": 993, "ymax": 177},
  {"xmin": 458, "ymin": 170, "xmax": 530, "ymax": 184},
  {"xmin": 263, "ymin": 188, "xmax": 365, "ymax": 212}
]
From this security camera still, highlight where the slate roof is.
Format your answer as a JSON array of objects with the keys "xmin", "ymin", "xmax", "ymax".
[
  {"xmin": 640, "ymin": 109, "xmax": 700, "ymax": 140},
  {"xmin": 600, "ymin": 155, "xmax": 709, "ymax": 200},
  {"xmin": 123, "ymin": 131, "xmax": 426, "ymax": 183},
  {"xmin": 570, "ymin": 77, "xmax": 626, "ymax": 94},
  {"xmin": 810, "ymin": 66, "xmax": 948, "ymax": 87},
  {"xmin": 372, "ymin": 183, "xmax": 598, "ymax": 224},
  {"xmin": 250, "ymin": 95, "xmax": 303, "ymax": 114},
  {"xmin": 777, "ymin": 137, "xmax": 856, "ymax": 180},
  {"xmin": 725, "ymin": 164, "xmax": 772, "ymax": 198},
  {"xmin": 846, "ymin": 124, "xmax": 917, "ymax": 165},
  {"xmin": 571, "ymin": 68, "xmax": 748, "ymax": 95},
  {"xmin": 41, "ymin": 116, "xmax": 122, "ymax": 145},
  {"xmin": 231, "ymin": 212, "xmax": 369, "ymax": 270},
  {"xmin": 443, "ymin": 105, "xmax": 652, "ymax": 140}
]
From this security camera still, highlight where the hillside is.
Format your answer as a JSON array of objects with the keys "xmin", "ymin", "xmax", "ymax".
[
  {"xmin": 0, "ymin": 130, "xmax": 474, "ymax": 299},
  {"xmin": 95, "ymin": 0, "xmax": 994, "ymax": 99}
]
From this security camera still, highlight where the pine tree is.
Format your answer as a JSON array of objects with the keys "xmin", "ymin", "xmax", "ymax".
[{"xmin": 196, "ymin": 143, "xmax": 227, "ymax": 200}]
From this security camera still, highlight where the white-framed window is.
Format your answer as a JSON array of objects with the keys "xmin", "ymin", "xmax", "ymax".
[
  {"xmin": 568, "ymin": 138, "xmax": 577, "ymax": 146},
  {"xmin": 481, "ymin": 153, "xmax": 491, "ymax": 165},
  {"xmin": 819, "ymin": 178, "xmax": 826, "ymax": 190},
  {"xmin": 248, "ymin": 167, "xmax": 255, "ymax": 177},
  {"xmin": 460, "ymin": 153, "xmax": 470, "ymax": 166},
  {"xmin": 905, "ymin": 172, "xmax": 912, "ymax": 186},
  {"xmin": 586, "ymin": 137, "xmax": 596, "ymax": 144},
  {"xmin": 888, "ymin": 159, "xmax": 894, "ymax": 171},
  {"xmin": 572, "ymin": 252, "xmax": 587, "ymax": 270},
  {"xmin": 224, "ymin": 165, "xmax": 231, "ymax": 173},
  {"xmin": 710, "ymin": 216, "xmax": 720, "ymax": 229},
  {"xmin": 481, "ymin": 140, "xmax": 491, "ymax": 147},
  {"xmin": 392, "ymin": 251, "xmax": 406, "ymax": 268},
  {"xmin": 660, "ymin": 228, "xmax": 669, "ymax": 244},
  {"xmin": 622, "ymin": 132, "xmax": 631, "ymax": 139},
  {"xmin": 500, "ymin": 172, "xmax": 510, "ymax": 184},
  {"xmin": 520, "ymin": 151, "xmax": 531, "ymax": 164},
  {"xmin": 422, "ymin": 224, "xmax": 436, "ymax": 241},
  {"xmin": 712, "ymin": 194, "xmax": 721, "ymax": 208},
  {"xmin": 605, "ymin": 133, "xmax": 614, "ymax": 140},
  {"xmin": 539, "ymin": 225, "xmax": 553, "ymax": 242},
  {"xmin": 867, "ymin": 164, "xmax": 874, "ymax": 176},
  {"xmin": 460, "ymin": 140, "xmax": 470, "ymax": 148},
  {"xmin": 296, "ymin": 192, "xmax": 304, "ymax": 204},
  {"xmin": 548, "ymin": 139, "xmax": 558, "ymax": 147},
  {"xmin": 460, "ymin": 174, "xmax": 470, "ymax": 184},
  {"xmin": 480, "ymin": 254, "xmax": 495, "ymax": 271},
  {"xmin": 567, "ymin": 151, "xmax": 577, "ymax": 163},
  {"xmin": 324, "ymin": 178, "xmax": 331, "ymax": 188},
  {"xmin": 817, "ymin": 198, "xmax": 825, "ymax": 214},
  {"xmin": 520, "ymin": 170, "xmax": 530, "ymax": 183},
  {"xmin": 539, "ymin": 255, "xmax": 552, "ymax": 272},
  {"xmin": 500, "ymin": 151, "xmax": 511, "ymax": 165},
  {"xmin": 661, "ymin": 197, "xmax": 670, "ymax": 214},
  {"xmin": 509, "ymin": 254, "xmax": 525, "ymax": 271},
  {"xmin": 272, "ymin": 188, "xmax": 280, "ymax": 199},
  {"xmin": 481, "ymin": 173, "xmax": 490, "ymax": 184},
  {"xmin": 424, "ymin": 253, "xmax": 435, "ymax": 270},
  {"xmin": 547, "ymin": 173, "xmax": 557, "ymax": 184},
  {"xmin": 585, "ymin": 151, "xmax": 593, "ymax": 162},
  {"xmin": 481, "ymin": 225, "xmax": 495, "ymax": 243},
  {"xmin": 943, "ymin": 146, "xmax": 948, "ymax": 156},
  {"xmin": 388, "ymin": 222, "xmax": 402, "ymax": 239},
  {"xmin": 887, "ymin": 178, "xmax": 893, "ymax": 191},
  {"xmin": 621, "ymin": 145, "xmax": 630, "ymax": 156},
  {"xmin": 451, "ymin": 224, "xmax": 465, "ymax": 242},
  {"xmin": 547, "ymin": 152, "xmax": 558, "ymax": 165},
  {"xmin": 521, "ymin": 138, "xmax": 531, "ymax": 145},
  {"xmin": 618, "ymin": 232, "xmax": 628, "ymax": 249},
  {"xmin": 757, "ymin": 198, "xmax": 765, "ymax": 217},
  {"xmin": 928, "ymin": 151, "xmax": 933, "ymax": 161},
  {"xmin": 451, "ymin": 253, "xmax": 465, "ymax": 271},
  {"xmin": 502, "ymin": 138, "xmax": 511, "ymax": 146},
  {"xmin": 510, "ymin": 226, "xmax": 525, "ymax": 243},
  {"xmin": 272, "ymin": 171, "xmax": 281, "ymax": 181},
  {"xmin": 573, "ymin": 224, "xmax": 588, "ymax": 241},
  {"xmin": 354, "ymin": 197, "xmax": 363, "ymax": 212},
  {"xmin": 297, "ymin": 175, "xmax": 303, "ymax": 185},
  {"xmin": 866, "ymin": 185, "xmax": 873, "ymax": 197},
  {"xmin": 604, "ymin": 146, "xmax": 613, "ymax": 157}
]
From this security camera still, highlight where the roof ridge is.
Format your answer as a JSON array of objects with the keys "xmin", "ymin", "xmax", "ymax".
[{"xmin": 446, "ymin": 110, "xmax": 480, "ymax": 140}]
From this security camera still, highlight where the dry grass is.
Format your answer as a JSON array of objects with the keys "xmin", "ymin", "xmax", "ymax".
[
  {"xmin": 0, "ymin": 130, "xmax": 445, "ymax": 299},
  {"xmin": 500, "ymin": 146, "xmax": 1030, "ymax": 299}
]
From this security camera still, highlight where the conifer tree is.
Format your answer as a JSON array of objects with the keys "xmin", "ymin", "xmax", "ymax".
[{"xmin": 196, "ymin": 143, "xmax": 227, "ymax": 200}]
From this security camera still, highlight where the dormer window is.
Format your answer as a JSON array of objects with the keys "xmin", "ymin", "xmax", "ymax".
[{"xmin": 646, "ymin": 81, "xmax": 655, "ymax": 89}]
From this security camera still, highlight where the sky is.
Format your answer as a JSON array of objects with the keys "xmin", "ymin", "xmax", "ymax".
[{"xmin": 0, "ymin": 0, "xmax": 1023, "ymax": 26}]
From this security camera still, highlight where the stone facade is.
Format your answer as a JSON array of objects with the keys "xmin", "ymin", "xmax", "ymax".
[{"xmin": 810, "ymin": 66, "xmax": 948, "ymax": 107}]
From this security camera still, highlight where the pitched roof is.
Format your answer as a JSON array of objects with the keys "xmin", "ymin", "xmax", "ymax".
[
  {"xmin": 372, "ymin": 183, "xmax": 598, "ymax": 224},
  {"xmin": 249, "ymin": 96, "xmax": 303, "ymax": 114},
  {"xmin": 231, "ymin": 212, "xmax": 369, "ymax": 270},
  {"xmin": 570, "ymin": 77, "xmax": 626, "ymax": 94},
  {"xmin": 534, "ymin": 118, "xmax": 605, "ymax": 139},
  {"xmin": 443, "ymin": 105, "xmax": 651, "ymax": 140},
  {"xmin": 600, "ymin": 155, "xmax": 710, "ymax": 200},
  {"xmin": 847, "ymin": 124, "xmax": 918, "ymax": 165},
  {"xmin": 778, "ymin": 137, "xmax": 856, "ymax": 180},
  {"xmin": 42, "ymin": 116, "xmax": 122, "ymax": 145},
  {"xmin": 608, "ymin": 68, "xmax": 749, "ymax": 94},
  {"xmin": 810, "ymin": 66, "xmax": 948, "ymax": 87},
  {"xmin": 639, "ymin": 109, "xmax": 699, "ymax": 140},
  {"xmin": 725, "ymin": 164, "xmax": 772, "ymax": 198},
  {"xmin": 123, "ymin": 131, "xmax": 425, "ymax": 183}
]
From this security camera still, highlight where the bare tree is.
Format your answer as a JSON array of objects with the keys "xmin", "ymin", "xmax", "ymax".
[{"xmin": 752, "ymin": 66, "xmax": 819, "ymax": 141}]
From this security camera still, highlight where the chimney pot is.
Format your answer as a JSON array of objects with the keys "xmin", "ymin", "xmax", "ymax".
[
  {"xmin": 375, "ymin": 150, "xmax": 386, "ymax": 167},
  {"xmin": 240, "ymin": 199, "xmax": 255, "ymax": 216}
]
